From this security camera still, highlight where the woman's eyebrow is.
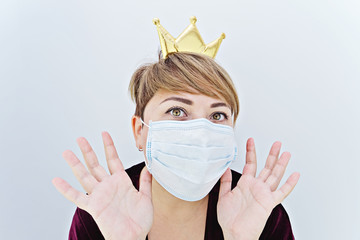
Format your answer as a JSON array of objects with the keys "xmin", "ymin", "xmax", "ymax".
[
  {"xmin": 210, "ymin": 102, "xmax": 230, "ymax": 109},
  {"xmin": 160, "ymin": 97, "xmax": 193, "ymax": 105}
]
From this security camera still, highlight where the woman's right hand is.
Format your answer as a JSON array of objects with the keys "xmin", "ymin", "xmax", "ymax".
[{"xmin": 52, "ymin": 132, "xmax": 153, "ymax": 240}]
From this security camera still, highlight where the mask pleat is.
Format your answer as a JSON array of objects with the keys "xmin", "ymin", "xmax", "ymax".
[{"xmin": 144, "ymin": 118, "xmax": 238, "ymax": 201}]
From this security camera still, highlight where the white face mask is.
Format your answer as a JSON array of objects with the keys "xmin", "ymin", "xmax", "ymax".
[{"xmin": 141, "ymin": 118, "xmax": 238, "ymax": 202}]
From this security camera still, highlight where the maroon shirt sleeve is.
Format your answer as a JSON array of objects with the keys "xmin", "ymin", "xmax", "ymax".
[
  {"xmin": 68, "ymin": 164, "xmax": 294, "ymax": 240},
  {"xmin": 68, "ymin": 207, "xmax": 104, "ymax": 240},
  {"xmin": 259, "ymin": 204, "xmax": 294, "ymax": 240}
]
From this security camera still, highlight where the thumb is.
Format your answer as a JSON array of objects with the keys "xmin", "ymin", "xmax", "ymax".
[
  {"xmin": 139, "ymin": 166, "xmax": 152, "ymax": 199},
  {"xmin": 219, "ymin": 168, "xmax": 232, "ymax": 199}
]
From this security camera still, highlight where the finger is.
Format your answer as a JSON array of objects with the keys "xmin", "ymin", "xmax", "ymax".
[
  {"xmin": 52, "ymin": 177, "xmax": 89, "ymax": 210},
  {"xmin": 219, "ymin": 168, "xmax": 232, "ymax": 199},
  {"xmin": 273, "ymin": 172, "xmax": 300, "ymax": 203},
  {"xmin": 102, "ymin": 131, "xmax": 124, "ymax": 174},
  {"xmin": 139, "ymin": 167, "xmax": 152, "ymax": 199},
  {"xmin": 62, "ymin": 150, "xmax": 98, "ymax": 193},
  {"xmin": 258, "ymin": 141, "xmax": 282, "ymax": 181},
  {"xmin": 77, "ymin": 137, "xmax": 108, "ymax": 181},
  {"xmin": 265, "ymin": 152, "xmax": 291, "ymax": 191},
  {"xmin": 242, "ymin": 138, "xmax": 257, "ymax": 176}
]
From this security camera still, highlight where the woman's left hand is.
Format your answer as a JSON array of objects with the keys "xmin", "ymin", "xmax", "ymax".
[{"xmin": 217, "ymin": 138, "xmax": 300, "ymax": 240}]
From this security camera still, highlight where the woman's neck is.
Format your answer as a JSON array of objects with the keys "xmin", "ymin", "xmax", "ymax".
[{"xmin": 148, "ymin": 178, "xmax": 209, "ymax": 240}]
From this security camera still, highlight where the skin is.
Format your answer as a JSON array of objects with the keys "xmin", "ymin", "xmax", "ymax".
[
  {"xmin": 52, "ymin": 89, "xmax": 300, "ymax": 240},
  {"xmin": 132, "ymin": 90, "xmax": 233, "ymax": 239}
]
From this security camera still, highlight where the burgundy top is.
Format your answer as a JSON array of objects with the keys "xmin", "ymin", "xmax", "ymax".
[{"xmin": 69, "ymin": 162, "xmax": 294, "ymax": 240}]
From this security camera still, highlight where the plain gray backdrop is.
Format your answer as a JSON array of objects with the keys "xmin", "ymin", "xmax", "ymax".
[{"xmin": 1, "ymin": 0, "xmax": 359, "ymax": 239}]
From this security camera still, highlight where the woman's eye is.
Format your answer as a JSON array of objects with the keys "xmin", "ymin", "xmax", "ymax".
[
  {"xmin": 168, "ymin": 108, "xmax": 186, "ymax": 117},
  {"xmin": 212, "ymin": 112, "xmax": 227, "ymax": 121}
]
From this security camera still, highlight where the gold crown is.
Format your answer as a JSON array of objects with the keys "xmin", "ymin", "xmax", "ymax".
[{"xmin": 153, "ymin": 16, "xmax": 225, "ymax": 59}]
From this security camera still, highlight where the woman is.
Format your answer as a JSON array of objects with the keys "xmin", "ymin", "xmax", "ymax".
[{"xmin": 53, "ymin": 52, "xmax": 299, "ymax": 240}]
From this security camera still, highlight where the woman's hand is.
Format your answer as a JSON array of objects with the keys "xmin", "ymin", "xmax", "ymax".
[
  {"xmin": 52, "ymin": 132, "xmax": 153, "ymax": 240},
  {"xmin": 217, "ymin": 138, "xmax": 300, "ymax": 240}
]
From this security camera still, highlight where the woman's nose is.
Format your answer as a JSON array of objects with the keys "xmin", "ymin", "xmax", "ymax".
[{"xmin": 190, "ymin": 112, "xmax": 209, "ymax": 120}]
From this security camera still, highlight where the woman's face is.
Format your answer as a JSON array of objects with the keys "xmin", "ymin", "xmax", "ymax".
[{"xmin": 132, "ymin": 89, "xmax": 233, "ymax": 154}]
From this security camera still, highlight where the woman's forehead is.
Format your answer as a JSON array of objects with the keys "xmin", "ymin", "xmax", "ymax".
[
  {"xmin": 146, "ymin": 90, "xmax": 231, "ymax": 111},
  {"xmin": 152, "ymin": 89, "xmax": 228, "ymax": 104}
]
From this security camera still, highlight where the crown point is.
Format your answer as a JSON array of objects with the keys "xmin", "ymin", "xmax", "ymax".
[
  {"xmin": 190, "ymin": 16, "xmax": 197, "ymax": 24},
  {"xmin": 153, "ymin": 18, "xmax": 160, "ymax": 25},
  {"xmin": 221, "ymin": 33, "xmax": 226, "ymax": 39}
]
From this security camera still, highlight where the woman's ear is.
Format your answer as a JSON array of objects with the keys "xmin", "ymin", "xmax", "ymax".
[{"xmin": 131, "ymin": 115, "xmax": 143, "ymax": 148}]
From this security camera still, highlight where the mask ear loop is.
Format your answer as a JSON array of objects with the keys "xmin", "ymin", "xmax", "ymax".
[
  {"xmin": 139, "ymin": 118, "xmax": 152, "ymax": 170},
  {"xmin": 138, "ymin": 118, "xmax": 150, "ymax": 152},
  {"xmin": 140, "ymin": 118, "xmax": 150, "ymax": 128}
]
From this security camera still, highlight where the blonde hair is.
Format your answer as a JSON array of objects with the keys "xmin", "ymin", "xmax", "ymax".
[{"xmin": 128, "ymin": 52, "xmax": 240, "ymax": 124}]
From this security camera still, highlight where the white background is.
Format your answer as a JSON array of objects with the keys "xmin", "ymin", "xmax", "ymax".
[{"xmin": 1, "ymin": 0, "xmax": 359, "ymax": 239}]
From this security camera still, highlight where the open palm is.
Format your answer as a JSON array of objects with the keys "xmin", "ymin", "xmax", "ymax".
[
  {"xmin": 52, "ymin": 132, "xmax": 153, "ymax": 240},
  {"xmin": 217, "ymin": 138, "xmax": 300, "ymax": 240}
]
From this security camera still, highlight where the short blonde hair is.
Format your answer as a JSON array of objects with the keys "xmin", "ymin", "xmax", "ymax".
[{"xmin": 128, "ymin": 52, "xmax": 240, "ymax": 124}]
